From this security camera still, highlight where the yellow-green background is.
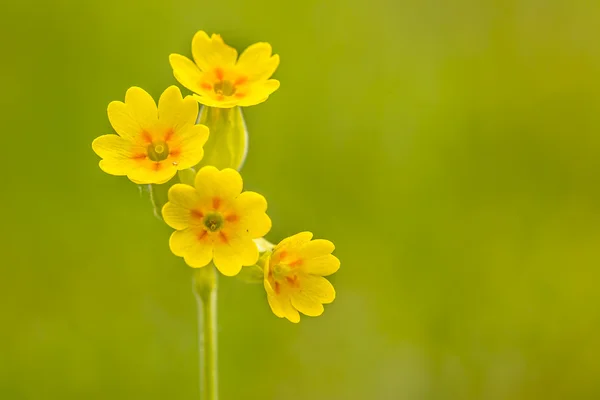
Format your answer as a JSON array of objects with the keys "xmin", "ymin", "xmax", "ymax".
[{"xmin": 2, "ymin": 0, "xmax": 600, "ymax": 399}]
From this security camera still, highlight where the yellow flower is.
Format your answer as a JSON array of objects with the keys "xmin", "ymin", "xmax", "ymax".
[
  {"xmin": 92, "ymin": 86, "xmax": 209, "ymax": 184},
  {"xmin": 264, "ymin": 232, "xmax": 339, "ymax": 323},
  {"xmin": 169, "ymin": 30, "xmax": 280, "ymax": 108},
  {"xmin": 162, "ymin": 166, "xmax": 272, "ymax": 276}
]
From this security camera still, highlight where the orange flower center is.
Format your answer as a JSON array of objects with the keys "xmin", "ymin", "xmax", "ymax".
[
  {"xmin": 213, "ymin": 80, "xmax": 236, "ymax": 96},
  {"xmin": 147, "ymin": 141, "xmax": 170, "ymax": 161},
  {"xmin": 200, "ymin": 68, "xmax": 248, "ymax": 100},
  {"xmin": 269, "ymin": 253, "xmax": 303, "ymax": 293},
  {"xmin": 272, "ymin": 263, "xmax": 293, "ymax": 281}
]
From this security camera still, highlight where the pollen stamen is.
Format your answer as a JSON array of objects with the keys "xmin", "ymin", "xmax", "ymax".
[{"xmin": 203, "ymin": 212, "xmax": 224, "ymax": 232}]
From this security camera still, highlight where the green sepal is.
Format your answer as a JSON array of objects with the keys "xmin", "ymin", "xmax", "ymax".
[
  {"xmin": 235, "ymin": 264, "xmax": 264, "ymax": 284},
  {"xmin": 195, "ymin": 106, "xmax": 248, "ymax": 171}
]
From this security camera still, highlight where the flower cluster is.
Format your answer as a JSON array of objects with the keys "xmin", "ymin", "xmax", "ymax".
[{"xmin": 92, "ymin": 30, "xmax": 339, "ymax": 322}]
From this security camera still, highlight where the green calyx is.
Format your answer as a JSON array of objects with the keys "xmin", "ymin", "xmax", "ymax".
[
  {"xmin": 195, "ymin": 106, "xmax": 248, "ymax": 171},
  {"xmin": 234, "ymin": 248, "xmax": 272, "ymax": 284}
]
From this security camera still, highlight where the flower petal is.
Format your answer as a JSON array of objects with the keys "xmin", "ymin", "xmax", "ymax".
[
  {"xmin": 124, "ymin": 87, "xmax": 158, "ymax": 136},
  {"xmin": 107, "ymin": 88, "xmax": 159, "ymax": 143},
  {"xmin": 192, "ymin": 31, "xmax": 237, "ymax": 72},
  {"xmin": 170, "ymin": 229, "xmax": 213, "ymax": 268},
  {"xmin": 162, "ymin": 203, "xmax": 190, "ymax": 230},
  {"xmin": 264, "ymin": 270, "xmax": 301, "ymax": 322},
  {"xmin": 276, "ymin": 232, "xmax": 313, "ymax": 252},
  {"xmin": 126, "ymin": 160, "xmax": 177, "ymax": 185},
  {"xmin": 169, "ymin": 228, "xmax": 196, "ymax": 256},
  {"xmin": 158, "ymin": 85, "xmax": 199, "ymax": 132},
  {"xmin": 300, "ymin": 239, "xmax": 335, "ymax": 259},
  {"xmin": 303, "ymin": 254, "xmax": 340, "ymax": 276},
  {"xmin": 169, "ymin": 54, "xmax": 204, "ymax": 94},
  {"xmin": 168, "ymin": 183, "xmax": 202, "ymax": 208},
  {"xmin": 290, "ymin": 291, "xmax": 325, "ymax": 317},
  {"xmin": 266, "ymin": 292, "xmax": 286, "ymax": 319},
  {"xmin": 236, "ymin": 43, "xmax": 279, "ymax": 81},
  {"xmin": 236, "ymin": 80, "xmax": 280, "ymax": 107},
  {"xmin": 212, "ymin": 231, "xmax": 258, "ymax": 276},
  {"xmin": 212, "ymin": 242, "xmax": 243, "ymax": 277},
  {"xmin": 194, "ymin": 166, "xmax": 243, "ymax": 201},
  {"xmin": 298, "ymin": 275, "xmax": 336, "ymax": 304},
  {"xmin": 192, "ymin": 94, "xmax": 240, "ymax": 108},
  {"xmin": 228, "ymin": 233, "xmax": 259, "ymax": 266},
  {"xmin": 217, "ymin": 168, "xmax": 243, "ymax": 198},
  {"xmin": 234, "ymin": 191, "xmax": 271, "ymax": 237},
  {"xmin": 162, "ymin": 184, "xmax": 201, "ymax": 230},
  {"xmin": 263, "ymin": 253, "xmax": 273, "ymax": 279},
  {"xmin": 92, "ymin": 135, "xmax": 145, "ymax": 176},
  {"xmin": 264, "ymin": 283, "xmax": 300, "ymax": 323},
  {"xmin": 106, "ymin": 101, "xmax": 141, "ymax": 143},
  {"xmin": 169, "ymin": 124, "xmax": 209, "ymax": 169},
  {"xmin": 279, "ymin": 295, "xmax": 301, "ymax": 323}
]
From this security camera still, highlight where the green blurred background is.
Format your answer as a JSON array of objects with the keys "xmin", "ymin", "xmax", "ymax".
[{"xmin": 2, "ymin": 0, "xmax": 600, "ymax": 398}]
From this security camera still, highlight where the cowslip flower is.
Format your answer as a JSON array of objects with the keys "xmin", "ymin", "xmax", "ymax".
[
  {"xmin": 162, "ymin": 166, "xmax": 271, "ymax": 276},
  {"xmin": 92, "ymin": 86, "xmax": 209, "ymax": 184},
  {"xmin": 264, "ymin": 232, "xmax": 339, "ymax": 323},
  {"xmin": 169, "ymin": 30, "xmax": 280, "ymax": 108}
]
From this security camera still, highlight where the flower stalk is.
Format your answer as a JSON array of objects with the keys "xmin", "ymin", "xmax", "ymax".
[
  {"xmin": 91, "ymin": 28, "xmax": 340, "ymax": 400},
  {"xmin": 193, "ymin": 265, "xmax": 218, "ymax": 400}
]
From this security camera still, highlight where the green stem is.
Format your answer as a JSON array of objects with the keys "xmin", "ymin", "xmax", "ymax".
[{"xmin": 193, "ymin": 265, "xmax": 218, "ymax": 400}]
